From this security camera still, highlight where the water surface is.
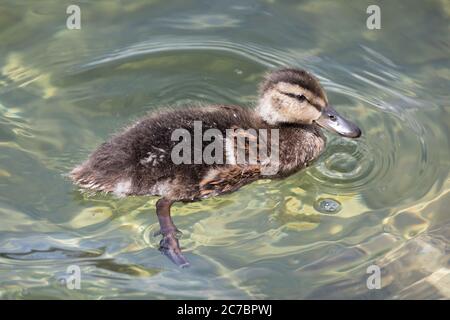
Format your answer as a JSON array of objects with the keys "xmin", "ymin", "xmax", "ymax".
[{"xmin": 0, "ymin": 0, "xmax": 449, "ymax": 299}]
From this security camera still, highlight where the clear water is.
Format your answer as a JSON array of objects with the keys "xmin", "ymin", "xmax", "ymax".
[{"xmin": 0, "ymin": 0, "xmax": 449, "ymax": 299}]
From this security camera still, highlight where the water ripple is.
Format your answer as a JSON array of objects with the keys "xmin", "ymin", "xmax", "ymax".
[{"xmin": 80, "ymin": 37, "xmax": 308, "ymax": 70}]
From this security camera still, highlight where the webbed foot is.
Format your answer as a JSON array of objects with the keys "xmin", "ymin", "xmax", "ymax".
[
  {"xmin": 157, "ymin": 229, "xmax": 190, "ymax": 268},
  {"xmin": 155, "ymin": 198, "xmax": 190, "ymax": 268}
]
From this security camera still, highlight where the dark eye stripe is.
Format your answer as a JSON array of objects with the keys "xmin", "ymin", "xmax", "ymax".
[
  {"xmin": 312, "ymin": 103, "xmax": 322, "ymax": 111},
  {"xmin": 282, "ymin": 92, "xmax": 307, "ymax": 102},
  {"xmin": 280, "ymin": 91, "xmax": 323, "ymax": 111}
]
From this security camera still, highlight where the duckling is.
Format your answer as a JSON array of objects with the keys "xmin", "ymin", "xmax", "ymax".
[{"xmin": 70, "ymin": 68, "xmax": 361, "ymax": 268}]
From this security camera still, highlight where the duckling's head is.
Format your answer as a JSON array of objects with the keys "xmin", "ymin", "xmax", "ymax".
[{"xmin": 257, "ymin": 68, "xmax": 361, "ymax": 138}]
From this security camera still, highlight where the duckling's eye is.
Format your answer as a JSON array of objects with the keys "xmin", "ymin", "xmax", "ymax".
[
  {"xmin": 329, "ymin": 114, "xmax": 337, "ymax": 121},
  {"xmin": 295, "ymin": 94, "xmax": 306, "ymax": 102}
]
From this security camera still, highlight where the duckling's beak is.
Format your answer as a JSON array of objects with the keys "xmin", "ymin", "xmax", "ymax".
[{"xmin": 314, "ymin": 105, "xmax": 361, "ymax": 138}]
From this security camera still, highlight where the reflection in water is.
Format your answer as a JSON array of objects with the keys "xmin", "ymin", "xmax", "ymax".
[{"xmin": 0, "ymin": 0, "xmax": 449, "ymax": 299}]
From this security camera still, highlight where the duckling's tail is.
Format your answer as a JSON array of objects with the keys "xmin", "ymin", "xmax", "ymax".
[
  {"xmin": 70, "ymin": 163, "xmax": 100, "ymax": 190},
  {"xmin": 69, "ymin": 162, "xmax": 116, "ymax": 193},
  {"xmin": 69, "ymin": 140, "xmax": 135, "ymax": 195}
]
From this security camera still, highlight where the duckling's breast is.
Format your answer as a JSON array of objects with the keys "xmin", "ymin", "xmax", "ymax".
[{"xmin": 275, "ymin": 124, "xmax": 326, "ymax": 178}]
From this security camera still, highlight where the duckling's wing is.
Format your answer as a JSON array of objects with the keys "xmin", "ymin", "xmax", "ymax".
[{"xmin": 199, "ymin": 164, "xmax": 261, "ymax": 198}]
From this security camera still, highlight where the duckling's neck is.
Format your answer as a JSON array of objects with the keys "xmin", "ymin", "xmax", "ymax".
[{"xmin": 255, "ymin": 95, "xmax": 326, "ymax": 176}]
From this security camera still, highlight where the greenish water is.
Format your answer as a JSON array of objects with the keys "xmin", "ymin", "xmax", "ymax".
[{"xmin": 0, "ymin": 0, "xmax": 449, "ymax": 299}]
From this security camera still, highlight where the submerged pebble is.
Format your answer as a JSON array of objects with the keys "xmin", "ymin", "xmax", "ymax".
[{"xmin": 314, "ymin": 198, "xmax": 341, "ymax": 214}]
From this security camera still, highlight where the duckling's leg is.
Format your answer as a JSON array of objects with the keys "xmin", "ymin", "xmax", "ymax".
[{"xmin": 155, "ymin": 198, "xmax": 190, "ymax": 268}]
